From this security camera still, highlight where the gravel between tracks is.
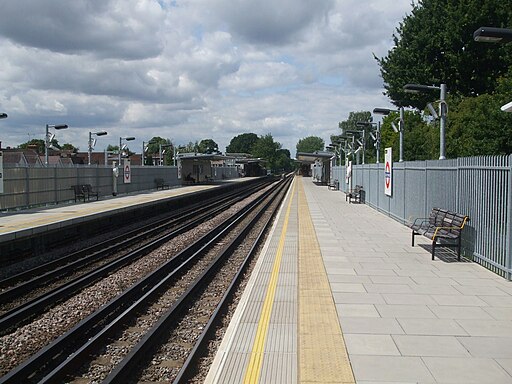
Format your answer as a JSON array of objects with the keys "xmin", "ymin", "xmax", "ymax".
[{"xmin": 0, "ymin": 186, "xmax": 270, "ymax": 376}]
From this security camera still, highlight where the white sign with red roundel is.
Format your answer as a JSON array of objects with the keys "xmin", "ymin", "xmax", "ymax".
[
  {"xmin": 123, "ymin": 159, "xmax": 131, "ymax": 184},
  {"xmin": 384, "ymin": 147, "xmax": 392, "ymax": 196}
]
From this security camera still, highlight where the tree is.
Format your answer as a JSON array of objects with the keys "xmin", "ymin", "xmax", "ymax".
[
  {"xmin": 447, "ymin": 74, "xmax": 512, "ymax": 157},
  {"xmin": 376, "ymin": 0, "xmax": 512, "ymax": 109},
  {"xmin": 335, "ymin": 111, "xmax": 372, "ymax": 163},
  {"xmin": 226, "ymin": 133, "xmax": 259, "ymax": 154},
  {"xmin": 18, "ymin": 139, "xmax": 46, "ymax": 153},
  {"xmin": 251, "ymin": 134, "xmax": 282, "ymax": 173},
  {"xmin": 61, "ymin": 143, "xmax": 78, "ymax": 152},
  {"xmin": 198, "ymin": 139, "xmax": 219, "ymax": 154},
  {"xmin": 144, "ymin": 137, "xmax": 172, "ymax": 165},
  {"xmin": 296, "ymin": 136, "xmax": 324, "ymax": 153},
  {"xmin": 274, "ymin": 149, "xmax": 294, "ymax": 173}
]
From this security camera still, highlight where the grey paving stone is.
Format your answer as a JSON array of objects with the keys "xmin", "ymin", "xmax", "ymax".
[
  {"xmin": 341, "ymin": 317, "xmax": 405, "ymax": 334},
  {"xmin": 336, "ymin": 303, "xmax": 380, "ymax": 318},
  {"xmin": 428, "ymin": 305, "xmax": 494, "ymax": 320},
  {"xmin": 344, "ymin": 334, "xmax": 400, "ymax": 356},
  {"xmin": 375, "ymin": 304, "xmax": 437, "ymax": 319},
  {"xmin": 423, "ymin": 356, "xmax": 512, "ymax": 383},
  {"xmin": 350, "ymin": 355, "xmax": 434, "ymax": 382},
  {"xmin": 393, "ymin": 335, "xmax": 470, "ymax": 357},
  {"xmin": 457, "ymin": 336, "xmax": 512, "ymax": 358},
  {"xmin": 457, "ymin": 319, "xmax": 512, "ymax": 337},
  {"xmin": 397, "ymin": 318, "xmax": 468, "ymax": 336}
]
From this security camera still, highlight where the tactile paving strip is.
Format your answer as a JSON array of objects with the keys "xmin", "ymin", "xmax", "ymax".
[{"xmin": 297, "ymin": 179, "xmax": 355, "ymax": 384}]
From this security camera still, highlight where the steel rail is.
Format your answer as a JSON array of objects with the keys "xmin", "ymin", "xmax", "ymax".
[
  {"xmin": 0, "ymin": 179, "xmax": 270, "ymax": 291},
  {"xmin": 117, "ymin": 176, "xmax": 292, "ymax": 384},
  {"xmin": 0, "ymin": 178, "xmax": 283, "ymax": 384},
  {"xmin": 0, "ymin": 180, "xmax": 272, "ymax": 331},
  {"xmin": 44, "ymin": 177, "xmax": 289, "ymax": 384}
]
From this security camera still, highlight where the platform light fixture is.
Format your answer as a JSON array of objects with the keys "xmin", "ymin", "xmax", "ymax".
[
  {"xmin": 88, "ymin": 131, "xmax": 108, "ymax": 165},
  {"xmin": 474, "ymin": 27, "xmax": 512, "ymax": 112},
  {"xmin": 404, "ymin": 83, "xmax": 447, "ymax": 160},
  {"xmin": 45, "ymin": 123, "xmax": 68, "ymax": 166},
  {"xmin": 473, "ymin": 27, "xmax": 512, "ymax": 43},
  {"xmin": 119, "ymin": 136, "xmax": 135, "ymax": 164},
  {"xmin": 0, "ymin": 113, "xmax": 7, "ymax": 119},
  {"xmin": 373, "ymin": 107, "xmax": 405, "ymax": 162}
]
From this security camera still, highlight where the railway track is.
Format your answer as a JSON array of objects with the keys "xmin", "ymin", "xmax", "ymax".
[
  {"xmin": 0, "ymin": 178, "xmax": 272, "ymax": 332},
  {"xmin": 0, "ymin": 175, "xmax": 292, "ymax": 383}
]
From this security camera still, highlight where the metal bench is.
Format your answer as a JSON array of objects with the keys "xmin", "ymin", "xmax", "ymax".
[
  {"xmin": 410, "ymin": 208, "xmax": 469, "ymax": 260},
  {"xmin": 71, "ymin": 185, "xmax": 86, "ymax": 202},
  {"xmin": 345, "ymin": 185, "xmax": 363, "ymax": 203},
  {"xmin": 71, "ymin": 184, "xmax": 99, "ymax": 202},
  {"xmin": 83, "ymin": 184, "xmax": 99, "ymax": 201},
  {"xmin": 154, "ymin": 178, "xmax": 169, "ymax": 190},
  {"xmin": 328, "ymin": 179, "xmax": 339, "ymax": 190}
]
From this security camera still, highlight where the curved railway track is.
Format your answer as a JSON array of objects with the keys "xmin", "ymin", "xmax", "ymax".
[{"xmin": 0, "ymin": 175, "xmax": 292, "ymax": 383}]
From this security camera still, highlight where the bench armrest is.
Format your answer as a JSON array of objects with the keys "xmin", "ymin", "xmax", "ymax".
[{"xmin": 411, "ymin": 217, "xmax": 429, "ymax": 227}]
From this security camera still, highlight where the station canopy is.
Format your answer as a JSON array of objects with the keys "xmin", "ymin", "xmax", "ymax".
[{"xmin": 296, "ymin": 150, "xmax": 334, "ymax": 164}]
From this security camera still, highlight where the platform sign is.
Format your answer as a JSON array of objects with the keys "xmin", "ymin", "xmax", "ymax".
[
  {"xmin": 0, "ymin": 151, "xmax": 3, "ymax": 194},
  {"xmin": 123, "ymin": 159, "xmax": 131, "ymax": 184},
  {"xmin": 384, "ymin": 147, "xmax": 392, "ymax": 196}
]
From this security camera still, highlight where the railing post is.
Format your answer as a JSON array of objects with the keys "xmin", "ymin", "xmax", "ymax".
[{"xmin": 507, "ymin": 154, "xmax": 512, "ymax": 280}]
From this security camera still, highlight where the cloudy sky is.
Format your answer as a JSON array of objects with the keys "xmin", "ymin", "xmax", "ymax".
[{"xmin": 0, "ymin": 0, "xmax": 412, "ymax": 157}]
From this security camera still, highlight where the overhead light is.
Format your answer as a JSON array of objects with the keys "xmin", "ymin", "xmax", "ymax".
[
  {"xmin": 0, "ymin": 113, "xmax": 7, "ymax": 119},
  {"xmin": 426, "ymin": 103, "xmax": 439, "ymax": 119},
  {"xmin": 473, "ymin": 27, "xmax": 512, "ymax": 43},
  {"xmin": 391, "ymin": 122, "xmax": 399, "ymax": 133},
  {"xmin": 373, "ymin": 108, "xmax": 392, "ymax": 115},
  {"xmin": 501, "ymin": 101, "xmax": 512, "ymax": 112}
]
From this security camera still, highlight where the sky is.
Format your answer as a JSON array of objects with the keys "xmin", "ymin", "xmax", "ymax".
[{"xmin": 0, "ymin": 0, "xmax": 413, "ymax": 158}]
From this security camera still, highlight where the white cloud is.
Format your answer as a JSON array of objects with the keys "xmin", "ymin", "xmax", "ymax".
[{"xmin": 0, "ymin": 0, "xmax": 412, "ymax": 157}]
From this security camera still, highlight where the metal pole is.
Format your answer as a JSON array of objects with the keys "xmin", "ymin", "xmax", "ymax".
[
  {"xmin": 118, "ymin": 137, "xmax": 122, "ymax": 165},
  {"xmin": 376, "ymin": 122, "xmax": 381, "ymax": 164},
  {"xmin": 362, "ymin": 130, "xmax": 366, "ymax": 165},
  {"xmin": 88, "ymin": 132, "xmax": 92, "ymax": 165},
  {"xmin": 142, "ymin": 141, "xmax": 145, "ymax": 167},
  {"xmin": 45, "ymin": 124, "xmax": 49, "ymax": 166},
  {"xmin": 439, "ymin": 83, "xmax": 447, "ymax": 160},
  {"xmin": 399, "ymin": 107, "xmax": 404, "ymax": 162},
  {"xmin": 159, "ymin": 144, "xmax": 162, "ymax": 166}
]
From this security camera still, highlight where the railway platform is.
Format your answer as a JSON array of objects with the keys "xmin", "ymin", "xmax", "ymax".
[
  {"xmin": 0, "ymin": 183, "xmax": 217, "ymax": 243},
  {"xmin": 206, "ymin": 176, "xmax": 512, "ymax": 384}
]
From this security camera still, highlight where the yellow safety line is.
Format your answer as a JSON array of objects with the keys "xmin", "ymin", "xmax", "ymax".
[
  {"xmin": 243, "ymin": 180, "xmax": 296, "ymax": 384},
  {"xmin": 297, "ymin": 177, "xmax": 355, "ymax": 384}
]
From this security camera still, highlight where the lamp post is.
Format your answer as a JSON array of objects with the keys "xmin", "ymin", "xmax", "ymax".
[
  {"xmin": 346, "ymin": 128, "xmax": 366, "ymax": 164},
  {"xmin": 0, "ymin": 113, "xmax": 7, "ymax": 119},
  {"xmin": 142, "ymin": 140, "xmax": 158, "ymax": 166},
  {"xmin": 45, "ymin": 124, "xmax": 68, "ymax": 166},
  {"xmin": 119, "ymin": 136, "xmax": 135, "ymax": 164},
  {"xmin": 404, "ymin": 83, "xmax": 447, "ymax": 160},
  {"xmin": 159, "ymin": 143, "xmax": 172, "ymax": 166},
  {"xmin": 88, "ymin": 131, "xmax": 108, "ymax": 165},
  {"xmin": 373, "ymin": 107, "xmax": 404, "ymax": 162}
]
